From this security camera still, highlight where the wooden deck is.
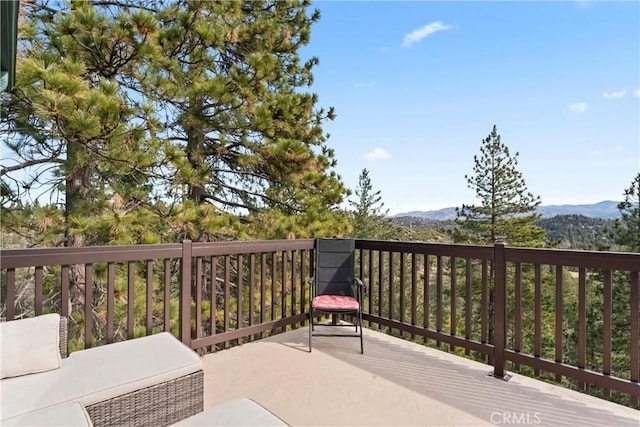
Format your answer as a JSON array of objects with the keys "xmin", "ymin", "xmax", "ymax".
[{"xmin": 201, "ymin": 327, "xmax": 639, "ymax": 426}]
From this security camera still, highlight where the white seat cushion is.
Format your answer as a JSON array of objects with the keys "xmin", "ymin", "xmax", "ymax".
[
  {"xmin": 0, "ymin": 332, "xmax": 202, "ymax": 420},
  {"xmin": 173, "ymin": 398, "xmax": 288, "ymax": 426},
  {"xmin": 2, "ymin": 402, "xmax": 93, "ymax": 427}
]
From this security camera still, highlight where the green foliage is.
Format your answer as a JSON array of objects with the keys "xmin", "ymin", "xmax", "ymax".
[
  {"xmin": 0, "ymin": 204, "xmax": 65, "ymax": 247},
  {"xmin": 1, "ymin": 0, "xmax": 347, "ymax": 246},
  {"xmin": 608, "ymin": 173, "xmax": 640, "ymax": 252},
  {"xmin": 140, "ymin": 0, "xmax": 345, "ymax": 241},
  {"xmin": 392, "ymin": 215, "xmax": 620, "ymax": 250},
  {"xmin": 246, "ymin": 208, "xmax": 350, "ymax": 240},
  {"xmin": 2, "ymin": 0, "xmax": 161, "ymax": 247},
  {"xmin": 455, "ymin": 125, "xmax": 546, "ymax": 247}
]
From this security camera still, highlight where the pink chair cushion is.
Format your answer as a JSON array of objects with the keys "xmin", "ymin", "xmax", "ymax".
[{"xmin": 312, "ymin": 295, "xmax": 359, "ymax": 311}]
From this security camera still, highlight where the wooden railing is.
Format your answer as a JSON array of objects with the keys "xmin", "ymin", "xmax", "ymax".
[
  {"xmin": 0, "ymin": 240, "xmax": 314, "ymax": 352},
  {"xmin": 1, "ymin": 239, "xmax": 638, "ymax": 406},
  {"xmin": 355, "ymin": 240, "xmax": 639, "ymax": 407}
]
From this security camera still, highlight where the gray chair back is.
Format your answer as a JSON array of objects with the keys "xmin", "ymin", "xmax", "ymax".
[{"xmin": 315, "ymin": 238, "xmax": 356, "ymax": 297}]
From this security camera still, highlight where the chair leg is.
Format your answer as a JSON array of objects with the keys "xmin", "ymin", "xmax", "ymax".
[
  {"xmin": 308, "ymin": 311, "xmax": 313, "ymax": 353},
  {"xmin": 359, "ymin": 310, "xmax": 364, "ymax": 354}
]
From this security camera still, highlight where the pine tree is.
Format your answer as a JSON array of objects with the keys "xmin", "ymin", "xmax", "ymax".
[
  {"xmin": 1, "ymin": 0, "xmax": 161, "ymax": 249},
  {"xmin": 1, "ymin": 1, "xmax": 348, "ymax": 244},
  {"xmin": 349, "ymin": 168, "xmax": 394, "ymax": 239},
  {"xmin": 142, "ymin": 0, "xmax": 345, "ymax": 241},
  {"xmin": 455, "ymin": 125, "xmax": 545, "ymax": 247},
  {"xmin": 609, "ymin": 173, "xmax": 640, "ymax": 252}
]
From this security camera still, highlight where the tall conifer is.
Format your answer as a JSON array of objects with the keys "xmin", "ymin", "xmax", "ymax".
[
  {"xmin": 349, "ymin": 168, "xmax": 393, "ymax": 239},
  {"xmin": 145, "ymin": 0, "xmax": 345, "ymax": 240},
  {"xmin": 1, "ymin": 1, "xmax": 348, "ymax": 243},
  {"xmin": 455, "ymin": 125, "xmax": 545, "ymax": 247}
]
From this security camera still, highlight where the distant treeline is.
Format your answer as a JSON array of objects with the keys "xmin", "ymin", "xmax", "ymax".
[
  {"xmin": 535, "ymin": 214, "xmax": 615, "ymax": 249},
  {"xmin": 390, "ymin": 214, "xmax": 615, "ymax": 250}
]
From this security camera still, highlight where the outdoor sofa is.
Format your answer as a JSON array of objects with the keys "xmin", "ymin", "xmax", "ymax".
[
  {"xmin": 0, "ymin": 313, "xmax": 203, "ymax": 426},
  {"xmin": 0, "ymin": 313, "xmax": 289, "ymax": 426}
]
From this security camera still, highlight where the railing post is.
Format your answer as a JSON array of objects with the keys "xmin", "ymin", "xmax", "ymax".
[
  {"xmin": 180, "ymin": 240, "xmax": 193, "ymax": 347},
  {"xmin": 493, "ymin": 241, "xmax": 508, "ymax": 379}
]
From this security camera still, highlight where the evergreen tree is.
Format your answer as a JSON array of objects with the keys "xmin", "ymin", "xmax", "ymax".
[
  {"xmin": 1, "ymin": 0, "xmax": 162, "ymax": 248},
  {"xmin": 142, "ymin": 0, "xmax": 345, "ymax": 241},
  {"xmin": 608, "ymin": 172, "xmax": 640, "ymax": 252},
  {"xmin": 455, "ymin": 125, "xmax": 545, "ymax": 247},
  {"xmin": 1, "ymin": 0, "xmax": 348, "ymax": 244},
  {"xmin": 349, "ymin": 168, "xmax": 394, "ymax": 239}
]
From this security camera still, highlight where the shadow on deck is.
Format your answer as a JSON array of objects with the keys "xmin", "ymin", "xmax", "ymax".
[{"xmin": 201, "ymin": 327, "xmax": 639, "ymax": 426}]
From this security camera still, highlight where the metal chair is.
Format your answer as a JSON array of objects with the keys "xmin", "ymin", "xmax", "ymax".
[{"xmin": 308, "ymin": 238, "xmax": 364, "ymax": 354}]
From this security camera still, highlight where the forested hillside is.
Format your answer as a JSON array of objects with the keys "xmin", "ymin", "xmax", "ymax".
[
  {"xmin": 391, "ymin": 215, "xmax": 616, "ymax": 250},
  {"xmin": 535, "ymin": 215, "xmax": 615, "ymax": 249},
  {"xmin": 390, "ymin": 216, "xmax": 456, "ymax": 237}
]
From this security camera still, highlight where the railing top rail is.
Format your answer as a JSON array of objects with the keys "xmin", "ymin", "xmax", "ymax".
[
  {"xmin": 0, "ymin": 244, "xmax": 184, "ymax": 268},
  {"xmin": 505, "ymin": 246, "xmax": 640, "ymax": 271},
  {"xmin": 356, "ymin": 239, "xmax": 495, "ymax": 259},
  {"xmin": 191, "ymin": 239, "xmax": 314, "ymax": 257},
  {"xmin": 2, "ymin": 239, "xmax": 638, "ymax": 271},
  {"xmin": 0, "ymin": 239, "xmax": 316, "ymax": 269}
]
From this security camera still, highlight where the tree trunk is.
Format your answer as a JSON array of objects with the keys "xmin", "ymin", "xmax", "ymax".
[{"xmin": 65, "ymin": 140, "xmax": 92, "ymax": 326}]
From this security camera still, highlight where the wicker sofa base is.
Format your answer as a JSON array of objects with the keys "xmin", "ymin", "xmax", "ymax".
[{"xmin": 85, "ymin": 370, "xmax": 204, "ymax": 427}]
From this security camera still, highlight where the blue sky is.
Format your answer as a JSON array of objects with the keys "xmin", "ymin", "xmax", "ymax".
[{"xmin": 302, "ymin": 1, "xmax": 640, "ymax": 214}]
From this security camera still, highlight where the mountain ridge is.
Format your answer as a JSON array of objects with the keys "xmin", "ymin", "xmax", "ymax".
[{"xmin": 394, "ymin": 200, "xmax": 621, "ymax": 220}]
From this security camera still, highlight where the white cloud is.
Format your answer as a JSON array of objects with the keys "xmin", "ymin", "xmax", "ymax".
[
  {"xmin": 573, "ymin": 0, "xmax": 596, "ymax": 9},
  {"xmin": 402, "ymin": 21, "xmax": 453, "ymax": 48},
  {"xmin": 363, "ymin": 147, "xmax": 391, "ymax": 161},
  {"xmin": 633, "ymin": 89, "xmax": 640, "ymax": 98},
  {"xmin": 603, "ymin": 90, "xmax": 626, "ymax": 99},
  {"xmin": 568, "ymin": 102, "xmax": 588, "ymax": 113},
  {"xmin": 354, "ymin": 81, "xmax": 376, "ymax": 88}
]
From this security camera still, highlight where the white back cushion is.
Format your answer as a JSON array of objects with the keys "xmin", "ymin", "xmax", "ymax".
[{"xmin": 0, "ymin": 313, "xmax": 62, "ymax": 379}]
